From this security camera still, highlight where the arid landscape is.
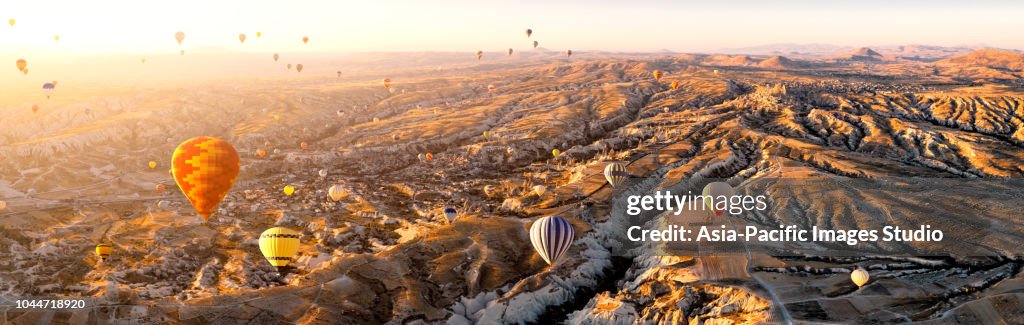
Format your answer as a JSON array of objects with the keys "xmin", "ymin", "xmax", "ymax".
[{"xmin": 1, "ymin": 46, "xmax": 1024, "ymax": 324}]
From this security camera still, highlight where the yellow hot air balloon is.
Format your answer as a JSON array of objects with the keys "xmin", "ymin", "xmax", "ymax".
[
  {"xmin": 273, "ymin": 114, "xmax": 281, "ymax": 121},
  {"xmin": 383, "ymin": 78, "xmax": 392, "ymax": 89},
  {"xmin": 256, "ymin": 31, "xmax": 262, "ymax": 38},
  {"xmin": 670, "ymin": 81, "xmax": 680, "ymax": 90},
  {"xmin": 16, "ymin": 59, "xmax": 27, "ymax": 72},
  {"xmin": 653, "ymin": 70, "xmax": 663, "ymax": 81},
  {"xmin": 175, "ymin": 31, "xmax": 185, "ymax": 45},
  {"xmin": 482, "ymin": 130, "xmax": 490, "ymax": 140},
  {"xmin": 171, "ymin": 137, "xmax": 240, "ymax": 221},
  {"xmin": 256, "ymin": 149, "xmax": 267, "ymax": 158},
  {"xmin": 238, "ymin": 33, "xmax": 246, "ymax": 43},
  {"xmin": 8, "ymin": 19, "xmax": 14, "ymax": 27},
  {"xmin": 283, "ymin": 185, "xmax": 295, "ymax": 196},
  {"xmin": 533, "ymin": 185, "xmax": 547, "ymax": 197},
  {"xmin": 851, "ymin": 267, "xmax": 869, "ymax": 287},
  {"xmin": 95, "ymin": 243, "xmax": 112, "ymax": 262},
  {"xmin": 259, "ymin": 227, "xmax": 300, "ymax": 271},
  {"xmin": 552, "ymin": 149, "xmax": 561, "ymax": 158},
  {"xmin": 54, "ymin": 35, "xmax": 60, "ymax": 42},
  {"xmin": 148, "ymin": 161, "xmax": 157, "ymax": 169}
]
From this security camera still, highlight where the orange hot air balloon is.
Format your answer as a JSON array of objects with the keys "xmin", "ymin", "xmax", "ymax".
[
  {"xmin": 383, "ymin": 78, "xmax": 391, "ymax": 89},
  {"xmin": 302, "ymin": 36, "xmax": 309, "ymax": 44},
  {"xmin": 32, "ymin": 105, "xmax": 39, "ymax": 113},
  {"xmin": 256, "ymin": 149, "xmax": 267, "ymax": 158},
  {"xmin": 175, "ymin": 31, "xmax": 185, "ymax": 45},
  {"xmin": 425, "ymin": 153, "xmax": 433, "ymax": 161},
  {"xmin": 171, "ymin": 136, "xmax": 240, "ymax": 221},
  {"xmin": 155, "ymin": 184, "xmax": 166, "ymax": 193},
  {"xmin": 653, "ymin": 70, "xmax": 663, "ymax": 81},
  {"xmin": 295, "ymin": 64, "xmax": 303, "ymax": 72},
  {"xmin": 300, "ymin": 142, "xmax": 308, "ymax": 150},
  {"xmin": 670, "ymin": 80, "xmax": 679, "ymax": 90},
  {"xmin": 239, "ymin": 33, "xmax": 247, "ymax": 43},
  {"xmin": 16, "ymin": 59, "xmax": 27, "ymax": 72}
]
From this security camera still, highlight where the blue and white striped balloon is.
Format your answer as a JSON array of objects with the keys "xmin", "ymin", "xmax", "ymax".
[
  {"xmin": 530, "ymin": 215, "xmax": 575, "ymax": 265},
  {"xmin": 444, "ymin": 206, "xmax": 458, "ymax": 223}
]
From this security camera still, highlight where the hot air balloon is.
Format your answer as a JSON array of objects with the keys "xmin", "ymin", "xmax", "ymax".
[
  {"xmin": 259, "ymin": 227, "xmax": 300, "ymax": 271},
  {"xmin": 533, "ymin": 185, "xmax": 547, "ymax": 197},
  {"xmin": 851, "ymin": 267, "xmax": 869, "ymax": 287},
  {"xmin": 141, "ymin": 58, "xmax": 146, "ymax": 64},
  {"xmin": 443, "ymin": 207, "xmax": 458, "ymax": 223},
  {"xmin": 42, "ymin": 83, "xmax": 55, "ymax": 99},
  {"xmin": 273, "ymin": 53, "xmax": 279, "ymax": 61},
  {"xmin": 508, "ymin": 48, "xmax": 514, "ymax": 56},
  {"xmin": 256, "ymin": 149, "xmax": 267, "ymax": 158},
  {"xmin": 302, "ymin": 36, "xmax": 309, "ymax": 44},
  {"xmin": 483, "ymin": 185, "xmax": 497, "ymax": 197},
  {"xmin": 566, "ymin": 50, "xmax": 572, "ymax": 57},
  {"xmin": 54, "ymin": 35, "xmax": 60, "ymax": 42},
  {"xmin": 256, "ymin": 31, "xmax": 262, "ymax": 38},
  {"xmin": 0, "ymin": 200, "xmax": 6, "ymax": 210},
  {"xmin": 295, "ymin": 64, "xmax": 303, "ymax": 72},
  {"xmin": 425, "ymin": 153, "xmax": 434, "ymax": 161},
  {"xmin": 180, "ymin": 50, "xmax": 185, "ymax": 56},
  {"xmin": 31, "ymin": 105, "xmax": 39, "ymax": 113},
  {"xmin": 22, "ymin": 68, "xmax": 28, "ymax": 75},
  {"xmin": 383, "ymin": 78, "xmax": 392, "ymax": 89},
  {"xmin": 653, "ymin": 70, "xmax": 663, "ymax": 81},
  {"xmin": 157, "ymin": 200, "xmax": 172, "ymax": 210},
  {"xmin": 328, "ymin": 185, "xmax": 345, "ymax": 201},
  {"xmin": 336, "ymin": 71, "xmax": 342, "ymax": 78},
  {"xmin": 417, "ymin": 153, "xmax": 425, "ymax": 162},
  {"xmin": 552, "ymin": 149, "xmax": 561, "ymax": 158},
  {"xmin": 155, "ymin": 183, "xmax": 166, "ymax": 193},
  {"xmin": 702, "ymin": 182, "xmax": 734, "ymax": 217},
  {"xmin": 283, "ymin": 185, "xmax": 295, "ymax": 196},
  {"xmin": 300, "ymin": 142, "xmax": 308, "ymax": 150},
  {"xmin": 171, "ymin": 136, "xmax": 240, "ymax": 221},
  {"xmin": 95, "ymin": 243, "xmax": 113, "ymax": 262},
  {"xmin": 175, "ymin": 31, "xmax": 185, "ymax": 45},
  {"xmin": 670, "ymin": 81, "xmax": 680, "ymax": 90},
  {"xmin": 148, "ymin": 161, "xmax": 157, "ymax": 169},
  {"xmin": 318, "ymin": 169, "xmax": 328, "ymax": 178},
  {"xmin": 8, "ymin": 19, "xmax": 14, "ymax": 27},
  {"xmin": 482, "ymin": 130, "xmax": 490, "ymax": 140},
  {"xmin": 16, "ymin": 59, "xmax": 26, "ymax": 72},
  {"xmin": 273, "ymin": 114, "xmax": 281, "ymax": 121},
  {"xmin": 287, "ymin": 64, "xmax": 292, "ymax": 70},
  {"xmin": 488, "ymin": 84, "xmax": 496, "ymax": 92},
  {"xmin": 604, "ymin": 163, "xmax": 628, "ymax": 187},
  {"xmin": 475, "ymin": 50, "xmax": 483, "ymax": 60},
  {"xmin": 392, "ymin": 134, "xmax": 400, "ymax": 141},
  {"xmin": 533, "ymin": 41, "xmax": 539, "ymax": 48},
  {"xmin": 239, "ymin": 33, "xmax": 246, "ymax": 43},
  {"xmin": 529, "ymin": 216, "xmax": 574, "ymax": 265}
]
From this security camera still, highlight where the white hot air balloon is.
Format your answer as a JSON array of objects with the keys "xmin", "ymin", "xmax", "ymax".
[
  {"xmin": 443, "ymin": 206, "xmax": 458, "ymax": 223},
  {"xmin": 328, "ymin": 185, "xmax": 345, "ymax": 202},
  {"xmin": 318, "ymin": 169, "xmax": 328, "ymax": 178},
  {"xmin": 529, "ymin": 216, "xmax": 574, "ymax": 265},
  {"xmin": 851, "ymin": 267, "xmax": 869, "ymax": 287},
  {"xmin": 533, "ymin": 185, "xmax": 547, "ymax": 197}
]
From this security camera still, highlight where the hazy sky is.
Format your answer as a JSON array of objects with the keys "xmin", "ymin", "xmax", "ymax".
[{"xmin": 2, "ymin": 0, "xmax": 1022, "ymax": 57}]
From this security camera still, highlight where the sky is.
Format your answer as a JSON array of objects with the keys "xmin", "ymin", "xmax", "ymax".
[{"xmin": 2, "ymin": 0, "xmax": 1023, "ymax": 58}]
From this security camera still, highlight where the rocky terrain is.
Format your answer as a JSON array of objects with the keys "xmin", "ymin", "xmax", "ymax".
[{"xmin": 0, "ymin": 48, "xmax": 1022, "ymax": 324}]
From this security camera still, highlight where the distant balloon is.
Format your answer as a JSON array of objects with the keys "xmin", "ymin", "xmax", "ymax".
[
  {"xmin": 604, "ymin": 163, "xmax": 628, "ymax": 188},
  {"xmin": 7, "ymin": 19, "xmax": 14, "ymax": 27},
  {"xmin": 157, "ymin": 200, "xmax": 172, "ymax": 210},
  {"xmin": 54, "ymin": 35, "xmax": 60, "ymax": 42},
  {"xmin": 256, "ymin": 149, "xmax": 267, "ymax": 158},
  {"xmin": 851, "ymin": 267, "xmax": 869, "ymax": 287},
  {"xmin": 483, "ymin": 185, "xmax": 497, "ymax": 197},
  {"xmin": 318, "ymin": 169, "xmax": 328, "ymax": 178},
  {"xmin": 383, "ymin": 78, "xmax": 392, "ymax": 89},
  {"xmin": 273, "ymin": 53, "xmax": 279, "ymax": 61},
  {"xmin": 175, "ymin": 31, "xmax": 185, "ymax": 45},
  {"xmin": 180, "ymin": 49, "xmax": 185, "ymax": 56},
  {"xmin": 287, "ymin": 64, "xmax": 292, "ymax": 70},
  {"xmin": 475, "ymin": 50, "xmax": 483, "ymax": 60},
  {"xmin": 336, "ymin": 71, "xmax": 342, "ymax": 78},
  {"xmin": 155, "ymin": 183, "xmax": 166, "ymax": 193},
  {"xmin": 295, "ymin": 64, "xmax": 303, "ymax": 72},
  {"xmin": 31, "ymin": 104, "xmax": 38, "ymax": 113},
  {"xmin": 488, "ymin": 84, "xmax": 496, "ymax": 92},
  {"xmin": 283, "ymin": 185, "xmax": 295, "ymax": 196},
  {"xmin": 256, "ymin": 31, "xmax": 262, "ymax": 38},
  {"xmin": 670, "ymin": 80, "xmax": 680, "ymax": 90},
  {"xmin": 417, "ymin": 153, "xmax": 425, "ymax": 162},
  {"xmin": 443, "ymin": 206, "xmax": 459, "ymax": 223},
  {"xmin": 533, "ymin": 185, "xmax": 547, "ymax": 197},
  {"xmin": 0, "ymin": 200, "xmax": 6, "ymax": 210},
  {"xmin": 566, "ymin": 49, "xmax": 572, "ymax": 57},
  {"xmin": 529, "ymin": 215, "xmax": 574, "ymax": 265},
  {"xmin": 508, "ymin": 48, "xmax": 514, "ymax": 56},
  {"xmin": 702, "ymin": 182, "xmax": 734, "ymax": 217},
  {"xmin": 526, "ymin": 29, "xmax": 533, "ymax": 37},
  {"xmin": 16, "ymin": 59, "xmax": 26, "ymax": 72},
  {"xmin": 302, "ymin": 36, "xmax": 309, "ymax": 44},
  {"xmin": 551, "ymin": 148, "xmax": 561, "ymax": 158},
  {"xmin": 300, "ymin": 142, "xmax": 308, "ymax": 150},
  {"xmin": 42, "ymin": 83, "xmax": 55, "ymax": 99},
  {"xmin": 141, "ymin": 58, "xmax": 146, "ymax": 64},
  {"xmin": 95, "ymin": 243, "xmax": 113, "ymax": 262},
  {"xmin": 482, "ymin": 130, "xmax": 490, "ymax": 140},
  {"xmin": 259, "ymin": 227, "xmax": 300, "ymax": 271},
  {"xmin": 22, "ymin": 68, "xmax": 27, "ymax": 75},
  {"xmin": 328, "ymin": 185, "xmax": 345, "ymax": 201},
  {"xmin": 653, "ymin": 70, "xmax": 663, "ymax": 81},
  {"xmin": 533, "ymin": 41, "xmax": 539, "ymax": 48},
  {"xmin": 171, "ymin": 137, "xmax": 240, "ymax": 221},
  {"xmin": 425, "ymin": 153, "xmax": 433, "ymax": 161},
  {"xmin": 238, "ymin": 33, "xmax": 246, "ymax": 43},
  {"xmin": 148, "ymin": 161, "xmax": 157, "ymax": 169}
]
